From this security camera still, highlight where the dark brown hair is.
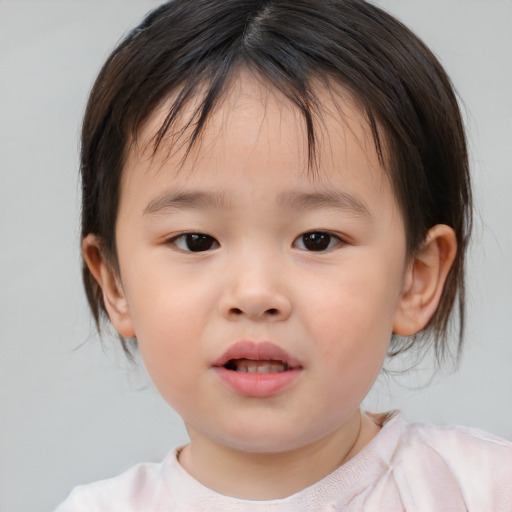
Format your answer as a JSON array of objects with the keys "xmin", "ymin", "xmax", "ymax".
[{"xmin": 81, "ymin": 0, "xmax": 472, "ymax": 363}]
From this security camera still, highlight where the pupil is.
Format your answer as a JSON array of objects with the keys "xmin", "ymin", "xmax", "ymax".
[
  {"xmin": 303, "ymin": 232, "xmax": 330, "ymax": 251},
  {"xmin": 186, "ymin": 234, "xmax": 214, "ymax": 252}
]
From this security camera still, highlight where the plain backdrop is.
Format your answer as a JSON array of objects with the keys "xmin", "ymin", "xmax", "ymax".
[{"xmin": 0, "ymin": 1, "xmax": 511, "ymax": 511}]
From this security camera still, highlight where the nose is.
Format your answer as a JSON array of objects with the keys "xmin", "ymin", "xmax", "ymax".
[{"xmin": 218, "ymin": 261, "xmax": 292, "ymax": 322}]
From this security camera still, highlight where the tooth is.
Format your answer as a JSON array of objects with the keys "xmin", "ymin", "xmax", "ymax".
[
  {"xmin": 257, "ymin": 364, "xmax": 270, "ymax": 374},
  {"xmin": 231, "ymin": 359, "xmax": 290, "ymax": 374},
  {"xmin": 237, "ymin": 361, "xmax": 248, "ymax": 373},
  {"xmin": 274, "ymin": 362, "xmax": 286, "ymax": 373}
]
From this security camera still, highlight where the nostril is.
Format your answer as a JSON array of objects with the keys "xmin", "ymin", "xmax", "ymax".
[{"xmin": 228, "ymin": 307, "xmax": 280, "ymax": 317}]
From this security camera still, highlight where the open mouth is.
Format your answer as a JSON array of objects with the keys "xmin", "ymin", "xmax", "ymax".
[
  {"xmin": 224, "ymin": 358, "xmax": 291, "ymax": 374},
  {"xmin": 213, "ymin": 342, "xmax": 302, "ymax": 397}
]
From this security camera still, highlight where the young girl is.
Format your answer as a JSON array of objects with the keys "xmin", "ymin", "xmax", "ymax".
[{"xmin": 56, "ymin": 0, "xmax": 511, "ymax": 510}]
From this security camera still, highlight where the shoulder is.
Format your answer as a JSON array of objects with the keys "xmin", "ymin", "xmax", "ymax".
[
  {"xmin": 404, "ymin": 418, "xmax": 512, "ymax": 469},
  {"xmin": 54, "ymin": 452, "xmax": 176, "ymax": 512},
  {"xmin": 396, "ymin": 417, "xmax": 512, "ymax": 511}
]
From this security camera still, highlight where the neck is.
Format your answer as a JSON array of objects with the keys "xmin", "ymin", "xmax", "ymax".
[{"xmin": 178, "ymin": 410, "xmax": 380, "ymax": 500}]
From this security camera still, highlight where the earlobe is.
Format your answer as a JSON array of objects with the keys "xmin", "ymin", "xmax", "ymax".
[
  {"xmin": 393, "ymin": 225, "xmax": 457, "ymax": 336},
  {"xmin": 82, "ymin": 234, "xmax": 136, "ymax": 338}
]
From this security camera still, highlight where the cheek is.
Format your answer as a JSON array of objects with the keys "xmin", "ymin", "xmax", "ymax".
[
  {"xmin": 124, "ymin": 253, "xmax": 214, "ymax": 336},
  {"xmin": 304, "ymin": 259, "xmax": 401, "ymax": 368},
  {"xmin": 123, "ymin": 273, "xmax": 211, "ymax": 396},
  {"xmin": 136, "ymin": 321, "xmax": 203, "ymax": 411}
]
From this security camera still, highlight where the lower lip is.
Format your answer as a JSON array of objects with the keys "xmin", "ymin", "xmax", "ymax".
[{"xmin": 213, "ymin": 367, "xmax": 302, "ymax": 398}]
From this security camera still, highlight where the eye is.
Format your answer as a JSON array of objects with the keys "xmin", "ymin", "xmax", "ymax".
[
  {"xmin": 170, "ymin": 233, "xmax": 219, "ymax": 252},
  {"xmin": 293, "ymin": 231, "xmax": 342, "ymax": 252}
]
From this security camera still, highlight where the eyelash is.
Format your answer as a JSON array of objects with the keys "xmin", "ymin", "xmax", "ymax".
[
  {"xmin": 168, "ymin": 233, "xmax": 220, "ymax": 252},
  {"xmin": 167, "ymin": 231, "xmax": 344, "ymax": 253},
  {"xmin": 293, "ymin": 231, "xmax": 343, "ymax": 252}
]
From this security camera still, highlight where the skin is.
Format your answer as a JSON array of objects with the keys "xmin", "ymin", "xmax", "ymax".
[{"xmin": 84, "ymin": 73, "xmax": 457, "ymax": 500}]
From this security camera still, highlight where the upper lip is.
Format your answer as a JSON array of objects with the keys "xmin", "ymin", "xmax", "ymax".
[{"xmin": 212, "ymin": 340, "xmax": 302, "ymax": 369}]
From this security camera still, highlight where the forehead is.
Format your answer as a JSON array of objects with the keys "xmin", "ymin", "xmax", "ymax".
[{"xmin": 121, "ymin": 72, "xmax": 393, "ymax": 210}]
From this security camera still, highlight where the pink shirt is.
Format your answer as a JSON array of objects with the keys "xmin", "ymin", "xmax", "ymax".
[{"xmin": 55, "ymin": 411, "xmax": 512, "ymax": 511}]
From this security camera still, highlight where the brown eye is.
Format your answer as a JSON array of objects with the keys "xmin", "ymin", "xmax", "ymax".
[
  {"xmin": 294, "ymin": 232, "xmax": 340, "ymax": 252},
  {"xmin": 173, "ymin": 233, "xmax": 219, "ymax": 252}
]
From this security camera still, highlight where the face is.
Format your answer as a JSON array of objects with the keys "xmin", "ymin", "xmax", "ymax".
[{"xmin": 112, "ymin": 75, "xmax": 409, "ymax": 454}]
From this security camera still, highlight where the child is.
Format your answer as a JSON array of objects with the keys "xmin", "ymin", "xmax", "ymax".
[{"xmin": 56, "ymin": 0, "xmax": 511, "ymax": 510}]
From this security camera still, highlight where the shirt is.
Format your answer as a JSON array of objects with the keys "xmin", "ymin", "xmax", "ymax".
[{"xmin": 55, "ymin": 411, "xmax": 512, "ymax": 511}]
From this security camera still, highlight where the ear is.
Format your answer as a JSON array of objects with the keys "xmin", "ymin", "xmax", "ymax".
[
  {"xmin": 82, "ymin": 234, "xmax": 136, "ymax": 338},
  {"xmin": 393, "ymin": 224, "xmax": 457, "ymax": 336}
]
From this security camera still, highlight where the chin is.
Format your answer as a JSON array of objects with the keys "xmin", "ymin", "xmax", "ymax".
[{"xmin": 213, "ymin": 421, "xmax": 326, "ymax": 455}]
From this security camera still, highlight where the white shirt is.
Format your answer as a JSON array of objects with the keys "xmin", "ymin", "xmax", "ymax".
[{"xmin": 55, "ymin": 411, "xmax": 512, "ymax": 511}]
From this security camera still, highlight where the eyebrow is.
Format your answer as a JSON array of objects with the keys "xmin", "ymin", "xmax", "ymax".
[
  {"xmin": 144, "ymin": 191, "xmax": 231, "ymax": 215},
  {"xmin": 144, "ymin": 188, "xmax": 371, "ymax": 218},
  {"xmin": 277, "ymin": 190, "xmax": 371, "ymax": 218}
]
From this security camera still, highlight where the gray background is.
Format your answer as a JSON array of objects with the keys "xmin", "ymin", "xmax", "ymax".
[{"xmin": 0, "ymin": 1, "xmax": 510, "ymax": 511}]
